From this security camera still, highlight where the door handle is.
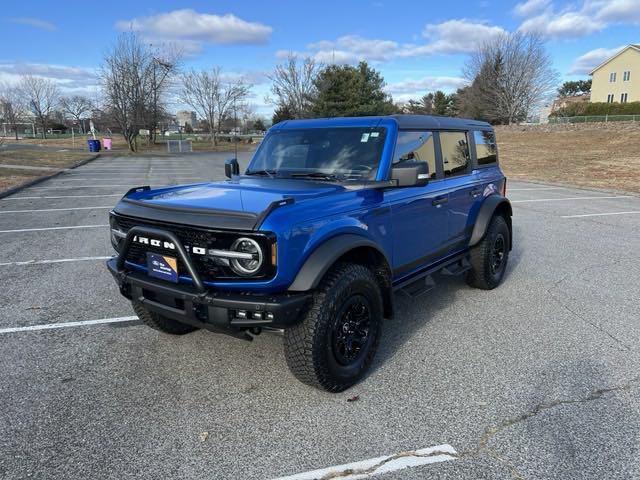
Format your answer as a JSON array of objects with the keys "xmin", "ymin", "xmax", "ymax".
[
  {"xmin": 470, "ymin": 188, "xmax": 483, "ymax": 198},
  {"xmin": 432, "ymin": 196, "xmax": 448, "ymax": 206}
]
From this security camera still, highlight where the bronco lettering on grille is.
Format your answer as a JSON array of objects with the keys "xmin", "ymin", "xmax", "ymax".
[{"xmin": 132, "ymin": 235, "xmax": 207, "ymax": 255}]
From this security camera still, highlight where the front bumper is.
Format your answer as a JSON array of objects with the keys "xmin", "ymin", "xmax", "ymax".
[
  {"xmin": 106, "ymin": 224, "xmax": 310, "ymax": 340},
  {"xmin": 108, "ymin": 259, "xmax": 311, "ymax": 338}
]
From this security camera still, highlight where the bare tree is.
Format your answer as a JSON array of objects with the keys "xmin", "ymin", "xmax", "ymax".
[
  {"xmin": 464, "ymin": 32, "xmax": 558, "ymax": 124},
  {"xmin": 180, "ymin": 68, "xmax": 221, "ymax": 144},
  {"xmin": 180, "ymin": 68, "xmax": 250, "ymax": 145},
  {"xmin": 146, "ymin": 46, "xmax": 181, "ymax": 144},
  {"xmin": 267, "ymin": 53, "xmax": 319, "ymax": 118},
  {"xmin": 0, "ymin": 83, "xmax": 27, "ymax": 140},
  {"xmin": 19, "ymin": 75, "xmax": 60, "ymax": 138},
  {"xmin": 214, "ymin": 77, "xmax": 250, "ymax": 137},
  {"xmin": 60, "ymin": 95, "xmax": 93, "ymax": 133},
  {"xmin": 101, "ymin": 33, "xmax": 149, "ymax": 151}
]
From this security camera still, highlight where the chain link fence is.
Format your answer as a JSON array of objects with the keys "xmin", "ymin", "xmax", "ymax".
[
  {"xmin": 167, "ymin": 139, "xmax": 193, "ymax": 153},
  {"xmin": 549, "ymin": 114, "xmax": 640, "ymax": 124}
]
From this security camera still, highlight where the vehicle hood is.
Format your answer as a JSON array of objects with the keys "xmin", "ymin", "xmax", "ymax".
[{"xmin": 112, "ymin": 177, "xmax": 349, "ymax": 230}]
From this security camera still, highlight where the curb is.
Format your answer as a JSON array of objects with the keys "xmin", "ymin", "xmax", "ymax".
[{"xmin": 0, "ymin": 153, "xmax": 100, "ymax": 200}]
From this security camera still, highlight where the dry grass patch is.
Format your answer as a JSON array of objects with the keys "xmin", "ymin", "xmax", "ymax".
[
  {"xmin": 0, "ymin": 149, "xmax": 90, "ymax": 168},
  {"xmin": 0, "ymin": 149, "xmax": 94, "ymax": 192},
  {"xmin": 496, "ymin": 123, "xmax": 640, "ymax": 193}
]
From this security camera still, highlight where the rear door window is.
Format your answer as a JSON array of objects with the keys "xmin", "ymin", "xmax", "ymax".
[
  {"xmin": 439, "ymin": 131, "xmax": 470, "ymax": 177},
  {"xmin": 474, "ymin": 130, "xmax": 497, "ymax": 165}
]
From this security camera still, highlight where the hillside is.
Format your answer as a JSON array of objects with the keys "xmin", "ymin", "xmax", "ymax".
[{"xmin": 496, "ymin": 122, "xmax": 640, "ymax": 194}]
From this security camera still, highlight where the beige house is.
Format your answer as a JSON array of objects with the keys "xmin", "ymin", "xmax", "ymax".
[{"xmin": 590, "ymin": 44, "xmax": 640, "ymax": 103}]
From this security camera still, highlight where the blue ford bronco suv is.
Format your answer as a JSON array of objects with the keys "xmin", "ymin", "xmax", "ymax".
[{"xmin": 107, "ymin": 115, "xmax": 512, "ymax": 392}]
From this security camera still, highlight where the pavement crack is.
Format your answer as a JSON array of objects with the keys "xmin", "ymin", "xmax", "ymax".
[
  {"xmin": 318, "ymin": 449, "xmax": 457, "ymax": 480},
  {"xmin": 545, "ymin": 259, "xmax": 631, "ymax": 351},
  {"xmin": 459, "ymin": 378, "xmax": 639, "ymax": 480}
]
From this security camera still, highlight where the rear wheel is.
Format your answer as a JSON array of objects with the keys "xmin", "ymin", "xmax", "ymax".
[
  {"xmin": 466, "ymin": 214, "xmax": 510, "ymax": 290},
  {"xmin": 284, "ymin": 262, "xmax": 383, "ymax": 392},
  {"xmin": 132, "ymin": 301, "xmax": 198, "ymax": 335}
]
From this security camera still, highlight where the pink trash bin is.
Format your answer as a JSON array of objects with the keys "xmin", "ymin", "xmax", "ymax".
[{"xmin": 103, "ymin": 138, "xmax": 112, "ymax": 150}]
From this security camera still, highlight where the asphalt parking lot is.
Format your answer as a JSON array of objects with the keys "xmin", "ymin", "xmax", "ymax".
[{"xmin": 1, "ymin": 153, "xmax": 639, "ymax": 480}]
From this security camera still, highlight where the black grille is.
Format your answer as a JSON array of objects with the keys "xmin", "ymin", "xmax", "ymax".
[{"xmin": 112, "ymin": 214, "xmax": 274, "ymax": 282}]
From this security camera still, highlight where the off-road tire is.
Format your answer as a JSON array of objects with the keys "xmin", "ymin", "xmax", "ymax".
[
  {"xmin": 465, "ymin": 214, "xmax": 510, "ymax": 290},
  {"xmin": 284, "ymin": 262, "xmax": 383, "ymax": 392},
  {"xmin": 132, "ymin": 301, "xmax": 198, "ymax": 335}
]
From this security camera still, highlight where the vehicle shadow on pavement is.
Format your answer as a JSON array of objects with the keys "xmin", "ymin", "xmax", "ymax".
[
  {"xmin": 373, "ymin": 274, "xmax": 462, "ymax": 371},
  {"xmin": 373, "ymin": 242, "xmax": 524, "ymax": 374}
]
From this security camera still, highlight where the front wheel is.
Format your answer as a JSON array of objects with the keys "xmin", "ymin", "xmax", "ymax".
[
  {"xmin": 465, "ymin": 214, "xmax": 510, "ymax": 290},
  {"xmin": 284, "ymin": 262, "xmax": 383, "ymax": 392}
]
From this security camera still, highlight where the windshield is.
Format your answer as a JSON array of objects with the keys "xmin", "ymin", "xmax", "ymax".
[{"xmin": 247, "ymin": 127, "xmax": 387, "ymax": 181}]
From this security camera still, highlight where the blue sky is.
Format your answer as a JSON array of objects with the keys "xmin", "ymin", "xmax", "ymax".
[{"xmin": 1, "ymin": 0, "xmax": 639, "ymax": 116}]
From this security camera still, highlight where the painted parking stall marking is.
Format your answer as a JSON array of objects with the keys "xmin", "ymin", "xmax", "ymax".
[
  {"xmin": 0, "ymin": 206, "xmax": 113, "ymax": 214},
  {"xmin": 562, "ymin": 211, "xmax": 640, "ymax": 218},
  {"xmin": 0, "ymin": 256, "xmax": 111, "ymax": 267},
  {"xmin": 511, "ymin": 195, "xmax": 632, "ymax": 203},
  {"xmin": 0, "ymin": 224, "xmax": 108, "ymax": 234},
  {"xmin": 272, "ymin": 444, "xmax": 458, "ymax": 480},
  {"xmin": 0, "ymin": 316, "xmax": 139, "ymax": 334},
  {"xmin": 1, "ymin": 194, "xmax": 123, "ymax": 200}
]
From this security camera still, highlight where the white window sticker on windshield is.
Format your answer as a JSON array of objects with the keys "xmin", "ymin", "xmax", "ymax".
[
  {"xmin": 370, "ymin": 132, "xmax": 379, "ymax": 137},
  {"xmin": 361, "ymin": 133, "xmax": 370, "ymax": 142}
]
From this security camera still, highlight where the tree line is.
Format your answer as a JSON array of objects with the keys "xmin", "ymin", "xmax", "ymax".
[
  {"xmin": 269, "ymin": 32, "xmax": 559, "ymax": 126},
  {"xmin": 1, "ymin": 30, "xmax": 562, "ymax": 151}
]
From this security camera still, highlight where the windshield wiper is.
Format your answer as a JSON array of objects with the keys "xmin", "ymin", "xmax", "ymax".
[
  {"xmin": 245, "ymin": 169, "xmax": 276, "ymax": 178},
  {"xmin": 289, "ymin": 172, "xmax": 342, "ymax": 181}
]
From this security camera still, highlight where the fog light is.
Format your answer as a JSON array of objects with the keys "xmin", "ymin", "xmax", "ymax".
[
  {"xmin": 252, "ymin": 311, "xmax": 263, "ymax": 320},
  {"xmin": 265, "ymin": 312, "xmax": 274, "ymax": 321},
  {"xmin": 237, "ymin": 310, "xmax": 247, "ymax": 319}
]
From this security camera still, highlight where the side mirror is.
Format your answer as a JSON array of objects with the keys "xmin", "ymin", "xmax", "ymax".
[
  {"xmin": 391, "ymin": 161, "xmax": 429, "ymax": 187},
  {"xmin": 225, "ymin": 158, "xmax": 239, "ymax": 178}
]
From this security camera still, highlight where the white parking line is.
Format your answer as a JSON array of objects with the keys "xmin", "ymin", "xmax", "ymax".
[
  {"xmin": 0, "ymin": 256, "xmax": 111, "ymax": 266},
  {"xmin": 562, "ymin": 211, "xmax": 640, "ymax": 218},
  {"xmin": 29, "ymin": 185, "xmax": 134, "ymax": 189},
  {"xmin": 0, "ymin": 206, "xmax": 112, "ymax": 214},
  {"xmin": 1, "ymin": 194, "xmax": 122, "ymax": 200},
  {"xmin": 272, "ymin": 444, "xmax": 458, "ymax": 480},
  {"xmin": 0, "ymin": 224, "xmax": 108, "ymax": 233},
  {"xmin": 508, "ymin": 187, "xmax": 563, "ymax": 191},
  {"xmin": 512, "ymin": 195, "xmax": 631, "ymax": 203},
  {"xmin": 0, "ymin": 316, "xmax": 139, "ymax": 334},
  {"xmin": 56, "ymin": 178, "xmax": 202, "ymax": 182},
  {"xmin": 29, "ymin": 183, "xmax": 202, "ymax": 190}
]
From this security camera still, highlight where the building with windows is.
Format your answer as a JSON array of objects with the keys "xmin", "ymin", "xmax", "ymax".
[
  {"xmin": 590, "ymin": 44, "xmax": 640, "ymax": 103},
  {"xmin": 176, "ymin": 110, "xmax": 197, "ymax": 128}
]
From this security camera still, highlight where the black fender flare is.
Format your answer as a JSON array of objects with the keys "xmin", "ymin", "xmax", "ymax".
[
  {"xmin": 469, "ymin": 195, "xmax": 513, "ymax": 249},
  {"xmin": 288, "ymin": 234, "xmax": 390, "ymax": 292}
]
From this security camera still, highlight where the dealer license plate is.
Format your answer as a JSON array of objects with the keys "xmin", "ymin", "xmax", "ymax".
[{"xmin": 146, "ymin": 252, "xmax": 178, "ymax": 283}]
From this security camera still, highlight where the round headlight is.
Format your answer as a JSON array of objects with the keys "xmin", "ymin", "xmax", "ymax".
[{"xmin": 230, "ymin": 237, "xmax": 263, "ymax": 276}]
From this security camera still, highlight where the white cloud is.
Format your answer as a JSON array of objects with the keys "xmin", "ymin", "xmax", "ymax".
[
  {"xmin": 404, "ymin": 19, "xmax": 506, "ymax": 56},
  {"xmin": 308, "ymin": 35, "xmax": 399, "ymax": 63},
  {"xmin": 385, "ymin": 76, "xmax": 467, "ymax": 99},
  {"xmin": 568, "ymin": 45, "xmax": 627, "ymax": 74},
  {"xmin": 284, "ymin": 19, "xmax": 506, "ymax": 65},
  {"xmin": 116, "ymin": 9, "xmax": 272, "ymax": 49},
  {"xmin": 517, "ymin": 0, "xmax": 640, "ymax": 39},
  {"xmin": 0, "ymin": 63, "xmax": 99, "ymax": 95},
  {"xmin": 9, "ymin": 17, "xmax": 57, "ymax": 31},
  {"xmin": 593, "ymin": 0, "xmax": 640, "ymax": 24},
  {"xmin": 513, "ymin": 0, "xmax": 550, "ymax": 17},
  {"xmin": 518, "ymin": 10, "xmax": 602, "ymax": 38}
]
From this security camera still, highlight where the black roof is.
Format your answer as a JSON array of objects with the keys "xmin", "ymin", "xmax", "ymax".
[{"xmin": 390, "ymin": 114, "xmax": 492, "ymax": 130}]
